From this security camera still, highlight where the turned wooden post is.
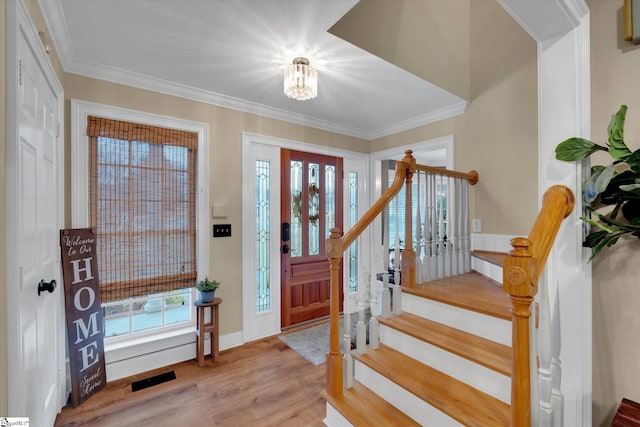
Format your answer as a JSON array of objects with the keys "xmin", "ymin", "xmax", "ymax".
[
  {"xmin": 326, "ymin": 228, "xmax": 344, "ymax": 397},
  {"xmin": 503, "ymin": 237, "xmax": 537, "ymax": 427},
  {"xmin": 400, "ymin": 150, "xmax": 417, "ymax": 288}
]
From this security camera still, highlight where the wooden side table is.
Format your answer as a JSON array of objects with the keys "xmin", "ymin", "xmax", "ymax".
[{"xmin": 194, "ymin": 297, "xmax": 222, "ymax": 367}]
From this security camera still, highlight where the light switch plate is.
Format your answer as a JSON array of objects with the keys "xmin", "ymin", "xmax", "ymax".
[{"xmin": 213, "ymin": 224, "xmax": 231, "ymax": 237}]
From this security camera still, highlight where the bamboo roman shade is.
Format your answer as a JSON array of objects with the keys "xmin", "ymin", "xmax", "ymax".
[{"xmin": 87, "ymin": 116, "xmax": 198, "ymax": 302}]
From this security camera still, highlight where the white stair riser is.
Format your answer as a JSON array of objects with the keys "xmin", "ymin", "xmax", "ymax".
[
  {"xmin": 379, "ymin": 325, "xmax": 511, "ymax": 404},
  {"xmin": 354, "ymin": 360, "xmax": 463, "ymax": 426},
  {"xmin": 471, "ymin": 256, "xmax": 503, "ymax": 284},
  {"xmin": 324, "ymin": 403, "xmax": 354, "ymax": 427},
  {"xmin": 402, "ymin": 293, "xmax": 512, "ymax": 346}
]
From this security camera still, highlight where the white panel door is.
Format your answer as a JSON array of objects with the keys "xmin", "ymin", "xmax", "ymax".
[{"xmin": 8, "ymin": 8, "xmax": 64, "ymax": 425}]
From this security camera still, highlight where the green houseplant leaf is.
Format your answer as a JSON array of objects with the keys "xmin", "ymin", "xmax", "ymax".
[
  {"xmin": 555, "ymin": 105, "xmax": 640, "ymax": 260},
  {"xmin": 607, "ymin": 105, "xmax": 632, "ymax": 160},
  {"xmin": 555, "ymin": 137, "xmax": 606, "ymax": 161}
]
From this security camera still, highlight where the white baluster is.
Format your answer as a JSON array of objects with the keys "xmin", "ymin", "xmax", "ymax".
[
  {"xmin": 457, "ymin": 177, "xmax": 464, "ymax": 274},
  {"xmin": 449, "ymin": 177, "xmax": 458, "ymax": 276},
  {"xmin": 538, "ymin": 272, "xmax": 554, "ymax": 426},
  {"xmin": 343, "ymin": 301, "xmax": 353, "ymax": 388},
  {"xmin": 422, "ymin": 172, "xmax": 430, "ymax": 283},
  {"xmin": 416, "ymin": 171, "xmax": 423, "ymax": 282},
  {"xmin": 356, "ymin": 301, "xmax": 367, "ymax": 355},
  {"xmin": 551, "ymin": 283, "xmax": 564, "ymax": 426},
  {"xmin": 444, "ymin": 176, "xmax": 452, "ymax": 277},
  {"xmin": 369, "ymin": 272, "xmax": 379, "ymax": 350},
  {"xmin": 463, "ymin": 181, "xmax": 471, "ymax": 272},
  {"xmin": 437, "ymin": 175, "xmax": 445, "ymax": 279},
  {"xmin": 430, "ymin": 173, "xmax": 438, "ymax": 281},
  {"xmin": 393, "ymin": 192, "xmax": 401, "ymax": 309}
]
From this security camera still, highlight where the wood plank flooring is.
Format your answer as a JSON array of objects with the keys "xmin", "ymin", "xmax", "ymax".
[{"xmin": 54, "ymin": 336, "xmax": 326, "ymax": 427}]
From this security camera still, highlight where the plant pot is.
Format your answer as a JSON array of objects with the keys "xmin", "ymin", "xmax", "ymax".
[{"xmin": 199, "ymin": 290, "xmax": 215, "ymax": 303}]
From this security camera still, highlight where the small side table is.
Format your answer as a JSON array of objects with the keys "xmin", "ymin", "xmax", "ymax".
[{"xmin": 194, "ymin": 297, "xmax": 222, "ymax": 367}]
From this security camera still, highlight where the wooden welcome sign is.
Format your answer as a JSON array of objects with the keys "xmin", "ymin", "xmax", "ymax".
[{"xmin": 60, "ymin": 228, "xmax": 107, "ymax": 406}]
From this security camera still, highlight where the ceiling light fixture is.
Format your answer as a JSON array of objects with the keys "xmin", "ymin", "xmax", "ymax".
[{"xmin": 284, "ymin": 57, "xmax": 317, "ymax": 101}]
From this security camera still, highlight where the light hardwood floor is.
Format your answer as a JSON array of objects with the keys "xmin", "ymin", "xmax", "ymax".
[{"xmin": 54, "ymin": 336, "xmax": 326, "ymax": 426}]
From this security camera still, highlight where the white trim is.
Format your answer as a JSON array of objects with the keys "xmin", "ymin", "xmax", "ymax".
[
  {"xmin": 368, "ymin": 101, "xmax": 468, "ymax": 141},
  {"xmin": 70, "ymin": 99, "xmax": 210, "ymax": 364},
  {"xmin": 241, "ymin": 132, "xmax": 368, "ymax": 342},
  {"xmin": 6, "ymin": 0, "xmax": 66, "ymax": 416}
]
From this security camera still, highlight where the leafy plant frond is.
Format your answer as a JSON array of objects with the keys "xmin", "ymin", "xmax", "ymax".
[{"xmin": 556, "ymin": 105, "xmax": 640, "ymax": 260}]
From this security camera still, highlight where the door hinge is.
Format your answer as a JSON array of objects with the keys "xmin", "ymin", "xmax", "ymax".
[
  {"xmin": 19, "ymin": 266, "xmax": 23, "ymax": 291},
  {"xmin": 18, "ymin": 59, "xmax": 23, "ymax": 86},
  {"xmin": 56, "ymin": 121, "xmax": 61, "ymax": 138}
]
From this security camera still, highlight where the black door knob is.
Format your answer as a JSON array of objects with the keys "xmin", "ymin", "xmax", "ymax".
[
  {"xmin": 282, "ymin": 244, "xmax": 289, "ymax": 254},
  {"xmin": 38, "ymin": 279, "xmax": 57, "ymax": 296}
]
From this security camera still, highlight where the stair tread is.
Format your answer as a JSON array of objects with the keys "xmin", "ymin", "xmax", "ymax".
[
  {"xmin": 472, "ymin": 250, "xmax": 508, "ymax": 267},
  {"xmin": 323, "ymin": 381, "xmax": 420, "ymax": 427},
  {"xmin": 379, "ymin": 312, "xmax": 512, "ymax": 376},
  {"xmin": 354, "ymin": 344, "xmax": 510, "ymax": 427},
  {"xmin": 403, "ymin": 271, "xmax": 511, "ymax": 321}
]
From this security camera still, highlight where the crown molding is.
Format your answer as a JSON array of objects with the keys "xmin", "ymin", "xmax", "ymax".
[{"xmin": 367, "ymin": 101, "xmax": 468, "ymax": 140}]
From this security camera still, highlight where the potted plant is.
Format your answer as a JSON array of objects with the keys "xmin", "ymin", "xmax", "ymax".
[
  {"xmin": 195, "ymin": 277, "xmax": 221, "ymax": 303},
  {"xmin": 555, "ymin": 104, "xmax": 640, "ymax": 260}
]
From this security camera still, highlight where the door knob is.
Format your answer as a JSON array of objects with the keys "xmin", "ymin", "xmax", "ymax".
[
  {"xmin": 282, "ymin": 244, "xmax": 289, "ymax": 254},
  {"xmin": 38, "ymin": 279, "xmax": 57, "ymax": 296}
]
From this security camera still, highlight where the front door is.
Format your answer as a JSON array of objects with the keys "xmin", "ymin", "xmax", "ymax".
[
  {"xmin": 7, "ymin": 6, "xmax": 64, "ymax": 424},
  {"xmin": 281, "ymin": 150, "xmax": 343, "ymax": 328}
]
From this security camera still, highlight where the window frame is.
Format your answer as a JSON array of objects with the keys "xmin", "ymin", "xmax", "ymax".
[{"xmin": 71, "ymin": 99, "xmax": 209, "ymax": 341}]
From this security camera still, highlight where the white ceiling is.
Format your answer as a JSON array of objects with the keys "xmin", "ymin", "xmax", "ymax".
[{"xmin": 39, "ymin": 0, "xmax": 467, "ymax": 140}]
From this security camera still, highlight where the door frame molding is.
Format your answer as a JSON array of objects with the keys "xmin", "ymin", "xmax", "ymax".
[
  {"xmin": 241, "ymin": 132, "xmax": 368, "ymax": 342},
  {"xmin": 5, "ymin": 0, "xmax": 66, "ymax": 415}
]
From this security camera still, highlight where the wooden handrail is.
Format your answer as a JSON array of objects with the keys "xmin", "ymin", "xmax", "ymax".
[
  {"xmin": 527, "ymin": 185, "xmax": 575, "ymax": 284},
  {"xmin": 325, "ymin": 150, "xmax": 414, "ymax": 397},
  {"xmin": 414, "ymin": 164, "xmax": 479, "ymax": 185},
  {"xmin": 503, "ymin": 185, "xmax": 574, "ymax": 426},
  {"xmin": 342, "ymin": 154, "xmax": 411, "ymax": 249}
]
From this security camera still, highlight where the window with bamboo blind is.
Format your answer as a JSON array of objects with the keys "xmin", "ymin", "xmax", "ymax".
[{"xmin": 87, "ymin": 116, "xmax": 198, "ymax": 302}]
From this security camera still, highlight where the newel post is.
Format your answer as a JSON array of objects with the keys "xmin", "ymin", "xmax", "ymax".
[
  {"xmin": 326, "ymin": 228, "xmax": 344, "ymax": 397},
  {"xmin": 503, "ymin": 237, "xmax": 537, "ymax": 427},
  {"xmin": 400, "ymin": 150, "xmax": 417, "ymax": 288}
]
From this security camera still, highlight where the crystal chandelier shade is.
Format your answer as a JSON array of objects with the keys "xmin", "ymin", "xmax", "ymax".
[{"xmin": 284, "ymin": 57, "xmax": 317, "ymax": 101}]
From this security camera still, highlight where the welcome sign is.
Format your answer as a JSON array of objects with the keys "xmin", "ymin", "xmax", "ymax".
[{"xmin": 60, "ymin": 228, "xmax": 106, "ymax": 406}]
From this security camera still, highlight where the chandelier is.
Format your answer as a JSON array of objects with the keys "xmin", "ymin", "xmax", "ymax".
[{"xmin": 284, "ymin": 57, "xmax": 317, "ymax": 101}]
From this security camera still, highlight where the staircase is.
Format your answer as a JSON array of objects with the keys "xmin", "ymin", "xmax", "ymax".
[
  {"xmin": 324, "ymin": 253, "xmax": 513, "ymax": 426},
  {"xmin": 322, "ymin": 151, "xmax": 574, "ymax": 426}
]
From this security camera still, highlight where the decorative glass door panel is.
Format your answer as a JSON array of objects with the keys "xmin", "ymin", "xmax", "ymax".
[{"xmin": 281, "ymin": 149, "xmax": 343, "ymax": 327}]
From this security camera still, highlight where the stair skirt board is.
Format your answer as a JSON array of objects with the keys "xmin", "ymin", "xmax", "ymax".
[
  {"xmin": 324, "ymin": 404, "xmax": 355, "ymax": 427},
  {"xmin": 401, "ymin": 293, "xmax": 511, "ymax": 347},
  {"xmin": 379, "ymin": 325, "xmax": 511, "ymax": 404},
  {"xmin": 471, "ymin": 256, "xmax": 503, "ymax": 284},
  {"xmin": 354, "ymin": 360, "xmax": 463, "ymax": 426}
]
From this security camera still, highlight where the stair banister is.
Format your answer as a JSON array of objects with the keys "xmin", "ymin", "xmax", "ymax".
[
  {"xmin": 325, "ymin": 150, "xmax": 413, "ymax": 397},
  {"xmin": 503, "ymin": 185, "xmax": 574, "ymax": 426}
]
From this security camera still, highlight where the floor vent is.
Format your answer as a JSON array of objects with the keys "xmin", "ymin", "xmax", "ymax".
[{"xmin": 131, "ymin": 371, "xmax": 176, "ymax": 392}]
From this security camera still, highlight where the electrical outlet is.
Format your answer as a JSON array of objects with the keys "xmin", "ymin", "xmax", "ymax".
[
  {"xmin": 213, "ymin": 224, "xmax": 231, "ymax": 237},
  {"xmin": 472, "ymin": 219, "xmax": 482, "ymax": 233}
]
